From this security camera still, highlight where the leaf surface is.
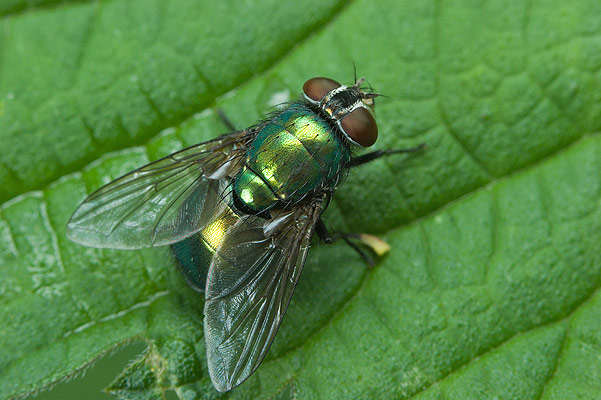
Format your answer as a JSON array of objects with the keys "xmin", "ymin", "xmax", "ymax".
[{"xmin": 1, "ymin": 0, "xmax": 601, "ymax": 399}]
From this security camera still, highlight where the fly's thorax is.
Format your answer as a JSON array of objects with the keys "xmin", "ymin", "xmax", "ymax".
[
  {"xmin": 233, "ymin": 166, "xmax": 278, "ymax": 213},
  {"xmin": 233, "ymin": 106, "xmax": 350, "ymax": 214}
]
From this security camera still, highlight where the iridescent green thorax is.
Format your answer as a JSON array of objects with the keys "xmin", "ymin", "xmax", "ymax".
[{"xmin": 233, "ymin": 104, "xmax": 350, "ymax": 213}]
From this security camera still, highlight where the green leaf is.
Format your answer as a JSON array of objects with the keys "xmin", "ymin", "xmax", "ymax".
[{"xmin": 1, "ymin": 0, "xmax": 601, "ymax": 399}]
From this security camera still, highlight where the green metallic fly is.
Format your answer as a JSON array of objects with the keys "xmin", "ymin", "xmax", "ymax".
[{"xmin": 67, "ymin": 77, "xmax": 423, "ymax": 392}]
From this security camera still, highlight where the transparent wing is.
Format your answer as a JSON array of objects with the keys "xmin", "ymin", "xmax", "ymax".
[
  {"xmin": 203, "ymin": 198, "xmax": 324, "ymax": 392},
  {"xmin": 67, "ymin": 131, "xmax": 249, "ymax": 249}
]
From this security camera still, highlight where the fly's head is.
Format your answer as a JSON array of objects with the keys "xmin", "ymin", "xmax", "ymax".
[{"xmin": 302, "ymin": 77, "xmax": 380, "ymax": 147}]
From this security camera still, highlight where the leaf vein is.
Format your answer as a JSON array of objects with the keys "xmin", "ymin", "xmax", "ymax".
[{"xmin": 433, "ymin": 0, "xmax": 494, "ymax": 181}]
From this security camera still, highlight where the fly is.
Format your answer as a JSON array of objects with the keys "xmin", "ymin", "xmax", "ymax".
[{"xmin": 66, "ymin": 77, "xmax": 424, "ymax": 392}]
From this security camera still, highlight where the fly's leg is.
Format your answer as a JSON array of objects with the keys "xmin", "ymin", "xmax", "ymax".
[
  {"xmin": 315, "ymin": 218, "xmax": 335, "ymax": 244},
  {"xmin": 316, "ymin": 219, "xmax": 384, "ymax": 268},
  {"xmin": 216, "ymin": 109, "xmax": 238, "ymax": 131},
  {"xmin": 349, "ymin": 143, "xmax": 425, "ymax": 167},
  {"xmin": 321, "ymin": 145, "xmax": 424, "ymax": 263}
]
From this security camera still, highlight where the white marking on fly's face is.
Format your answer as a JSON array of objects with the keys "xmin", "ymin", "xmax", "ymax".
[
  {"xmin": 322, "ymin": 85, "xmax": 364, "ymax": 116},
  {"xmin": 342, "ymin": 100, "xmax": 365, "ymax": 117},
  {"xmin": 303, "ymin": 93, "xmax": 319, "ymax": 104},
  {"xmin": 327, "ymin": 85, "xmax": 350, "ymax": 98}
]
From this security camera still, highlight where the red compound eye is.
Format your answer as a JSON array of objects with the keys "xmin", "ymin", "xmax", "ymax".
[
  {"xmin": 303, "ymin": 77, "xmax": 341, "ymax": 102},
  {"xmin": 341, "ymin": 107, "xmax": 378, "ymax": 147}
]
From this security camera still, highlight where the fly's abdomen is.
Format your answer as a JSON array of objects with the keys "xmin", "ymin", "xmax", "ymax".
[
  {"xmin": 233, "ymin": 107, "xmax": 349, "ymax": 213},
  {"xmin": 171, "ymin": 203, "xmax": 239, "ymax": 291}
]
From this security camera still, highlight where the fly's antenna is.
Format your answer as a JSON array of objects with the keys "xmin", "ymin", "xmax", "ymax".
[
  {"xmin": 352, "ymin": 62, "xmax": 358, "ymax": 83},
  {"xmin": 365, "ymin": 79, "xmax": 380, "ymax": 108},
  {"xmin": 353, "ymin": 77, "xmax": 381, "ymax": 109},
  {"xmin": 353, "ymin": 77, "xmax": 365, "ymax": 88}
]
